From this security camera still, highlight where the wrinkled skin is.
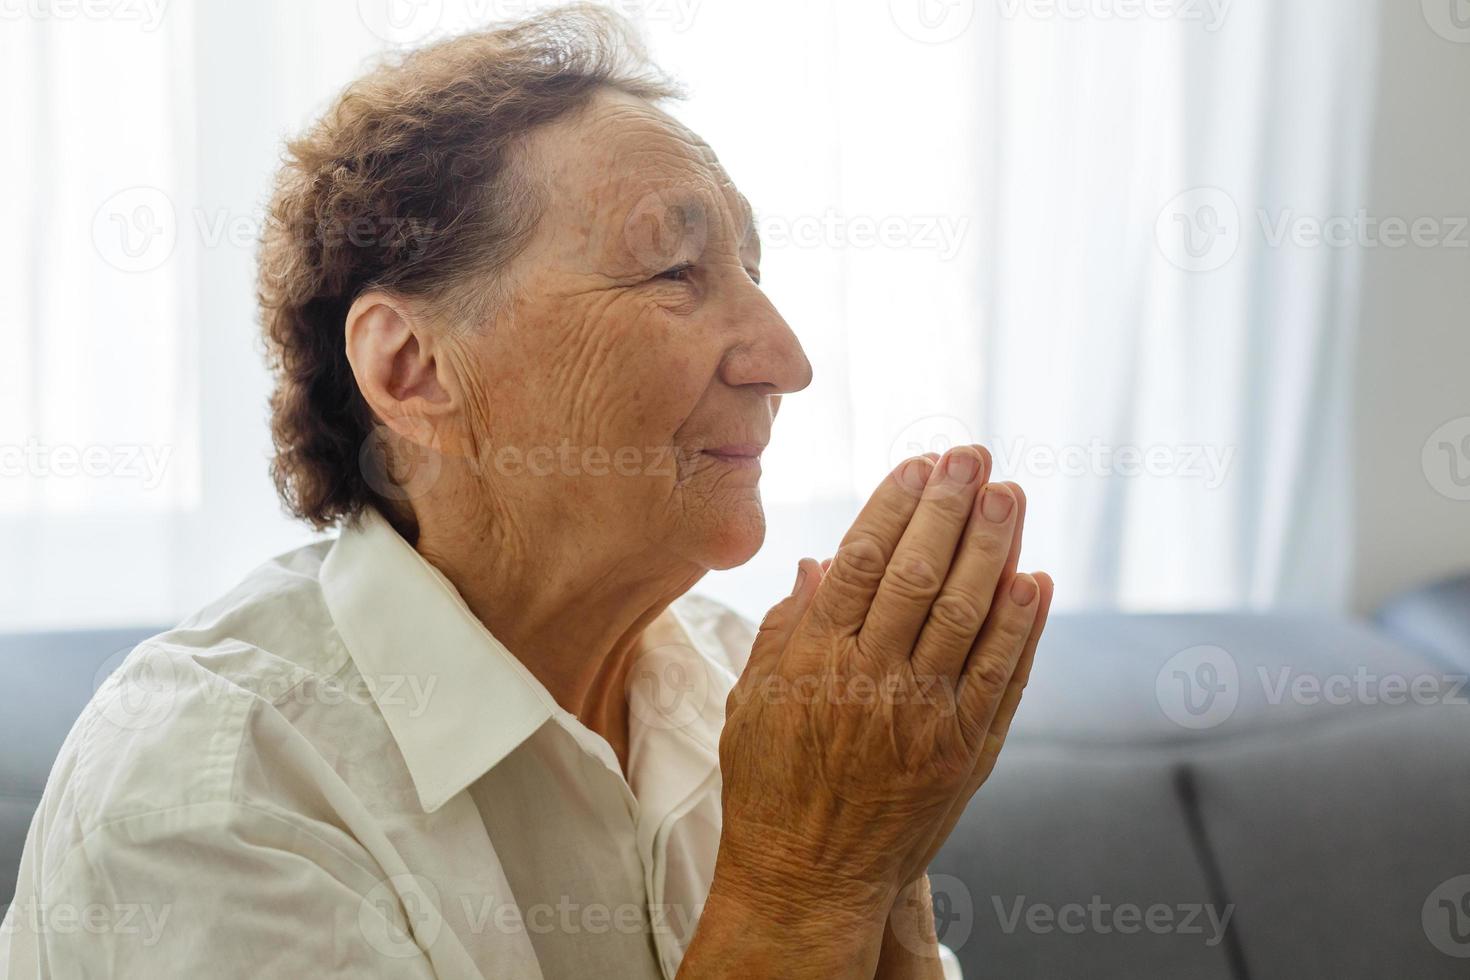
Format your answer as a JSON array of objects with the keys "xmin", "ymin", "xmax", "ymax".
[
  {"xmin": 442, "ymin": 88, "xmax": 810, "ymax": 575},
  {"xmin": 345, "ymin": 89, "xmax": 1053, "ymax": 979},
  {"xmin": 704, "ymin": 450, "xmax": 1054, "ymax": 949}
]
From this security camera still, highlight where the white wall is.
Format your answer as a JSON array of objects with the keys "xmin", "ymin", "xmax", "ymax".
[{"xmin": 1352, "ymin": 0, "xmax": 1470, "ymax": 613}]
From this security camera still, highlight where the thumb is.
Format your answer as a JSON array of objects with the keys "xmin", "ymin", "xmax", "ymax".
[{"xmin": 744, "ymin": 558, "xmax": 822, "ymax": 687}]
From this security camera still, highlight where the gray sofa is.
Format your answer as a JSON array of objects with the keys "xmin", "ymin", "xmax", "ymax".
[{"xmin": 4, "ymin": 577, "xmax": 1469, "ymax": 976}]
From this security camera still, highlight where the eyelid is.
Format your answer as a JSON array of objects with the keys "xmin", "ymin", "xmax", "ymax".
[{"xmin": 656, "ymin": 261, "xmax": 695, "ymax": 281}]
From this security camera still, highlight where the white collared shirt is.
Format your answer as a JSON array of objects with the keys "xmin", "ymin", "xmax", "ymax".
[
  {"xmin": 2, "ymin": 508, "xmax": 749, "ymax": 979},
  {"xmin": 1, "ymin": 509, "xmax": 961, "ymax": 979}
]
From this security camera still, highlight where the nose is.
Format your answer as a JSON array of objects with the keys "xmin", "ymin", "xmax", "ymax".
[{"xmin": 718, "ymin": 281, "xmax": 814, "ymax": 395}]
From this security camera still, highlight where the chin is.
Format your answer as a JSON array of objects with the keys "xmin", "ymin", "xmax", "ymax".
[{"xmin": 696, "ymin": 499, "xmax": 767, "ymax": 571}]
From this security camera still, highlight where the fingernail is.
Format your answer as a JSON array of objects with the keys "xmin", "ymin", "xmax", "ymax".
[
  {"xmin": 981, "ymin": 484, "xmax": 1015, "ymax": 523},
  {"xmin": 899, "ymin": 457, "xmax": 931, "ymax": 493},
  {"xmin": 943, "ymin": 449, "xmax": 980, "ymax": 485},
  {"xmin": 1010, "ymin": 574, "xmax": 1038, "ymax": 606},
  {"xmin": 792, "ymin": 563, "xmax": 808, "ymax": 595}
]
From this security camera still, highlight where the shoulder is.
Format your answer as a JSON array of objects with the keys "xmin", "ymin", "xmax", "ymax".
[{"xmin": 32, "ymin": 539, "xmax": 358, "ymax": 864}]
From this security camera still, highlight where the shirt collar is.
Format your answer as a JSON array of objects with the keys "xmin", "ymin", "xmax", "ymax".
[
  {"xmin": 319, "ymin": 507, "xmax": 739, "ymax": 816},
  {"xmin": 320, "ymin": 508, "xmax": 557, "ymax": 814}
]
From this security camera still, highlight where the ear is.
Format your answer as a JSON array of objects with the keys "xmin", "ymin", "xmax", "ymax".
[{"xmin": 344, "ymin": 291, "xmax": 468, "ymax": 454}]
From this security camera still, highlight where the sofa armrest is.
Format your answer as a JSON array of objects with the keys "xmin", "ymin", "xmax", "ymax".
[{"xmin": 1375, "ymin": 572, "xmax": 1470, "ymax": 672}]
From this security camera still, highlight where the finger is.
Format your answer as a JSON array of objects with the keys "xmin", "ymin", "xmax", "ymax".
[
  {"xmin": 915, "ymin": 574, "xmax": 1053, "ymax": 875},
  {"xmin": 802, "ymin": 456, "xmax": 936, "ymax": 641},
  {"xmin": 998, "ymin": 482, "xmax": 1028, "ymax": 584},
  {"xmin": 739, "ymin": 558, "xmax": 823, "ymax": 696},
  {"xmin": 856, "ymin": 446, "xmax": 991, "ymax": 663},
  {"xmin": 956, "ymin": 572, "xmax": 1041, "ymax": 745},
  {"xmin": 972, "ymin": 571, "xmax": 1053, "ymax": 779},
  {"xmin": 909, "ymin": 482, "xmax": 1018, "ymax": 683}
]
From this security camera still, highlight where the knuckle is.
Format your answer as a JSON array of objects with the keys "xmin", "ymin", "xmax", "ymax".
[
  {"xmin": 883, "ymin": 555, "xmax": 943, "ymax": 599},
  {"xmin": 833, "ymin": 533, "xmax": 889, "ymax": 583},
  {"xmin": 992, "ymin": 617, "xmax": 1032, "ymax": 654},
  {"xmin": 968, "ymin": 654, "xmax": 1014, "ymax": 701},
  {"xmin": 756, "ymin": 598, "xmax": 793, "ymax": 635},
  {"xmin": 927, "ymin": 591, "xmax": 986, "ymax": 640},
  {"xmin": 874, "ymin": 482, "xmax": 923, "ymax": 524}
]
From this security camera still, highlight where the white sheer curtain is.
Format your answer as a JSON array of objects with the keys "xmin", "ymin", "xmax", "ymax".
[{"xmin": 0, "ymin": 0, "xmax": 1377, "ymax": 629}]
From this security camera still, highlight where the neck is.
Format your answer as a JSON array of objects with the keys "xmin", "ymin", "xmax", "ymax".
[{"xmin": 411, "ymin": 499, "xmax": 705, "ymax": 759}]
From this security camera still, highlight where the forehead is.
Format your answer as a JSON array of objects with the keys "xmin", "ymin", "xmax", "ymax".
[{"xmin": 520, "ymin": 88, "xmax": 753, "ymax": 255}]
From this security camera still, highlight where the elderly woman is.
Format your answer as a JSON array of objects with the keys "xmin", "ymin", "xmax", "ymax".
[{"xmin": 2, "ymin": 7, "xmax": 1051, "ymax": 979}]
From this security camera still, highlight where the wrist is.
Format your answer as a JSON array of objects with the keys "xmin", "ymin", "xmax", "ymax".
[
  {"xmin": 678, "ymin": 859, "xmax": 888, "ymax": 979},
  {"xmin": 876, "ymin": 876, "xmax": 945, "ymax": 980}
]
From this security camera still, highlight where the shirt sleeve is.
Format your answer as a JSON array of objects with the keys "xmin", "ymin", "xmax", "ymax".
[
  {"xmin": 939, "ymin": 942, "xmax": 964, "ymax": 979},
  {"xmin": 1, "ymin": 800, "xmax": 440, "ymax": 979}
]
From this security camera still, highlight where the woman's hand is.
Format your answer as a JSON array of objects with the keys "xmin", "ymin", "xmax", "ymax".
[{"xmin": 693, "ymin": 447, "xmax": 1052, "ymax": 976}]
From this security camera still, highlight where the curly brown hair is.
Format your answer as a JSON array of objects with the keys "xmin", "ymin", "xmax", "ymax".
[{"xmin": 257, "ymin": 4, "xmax": 680, "ymax": 532}]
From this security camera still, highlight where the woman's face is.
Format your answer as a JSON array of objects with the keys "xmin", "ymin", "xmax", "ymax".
[{"xmin": 450, "ymin": 88, "xmax": 811, "ymax": 573}]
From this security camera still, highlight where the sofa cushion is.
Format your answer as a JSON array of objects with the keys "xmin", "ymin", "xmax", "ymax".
[
  {"xmin": 1190, "ymin": 703, "xmax": 1470, "ymax": 978},
  {"xmin": 0, "ymin": 627, "xmax": 160, "ymax": 906},
  {"xmin": 929, "ymin": 611, "xmax": 1470, "ymax": 977},
  {"xmin": 931, "ymin": 746, "xmax": 1235, "ymax": 979},
  {"xmin": 1011, "ymin": 613, "xmax": 1460, "ymax": 744}
]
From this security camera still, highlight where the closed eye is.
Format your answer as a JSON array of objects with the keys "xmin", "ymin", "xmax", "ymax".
[{"xmin": 656, "ymin": 262, "xmax": 695, "ymax": 283}]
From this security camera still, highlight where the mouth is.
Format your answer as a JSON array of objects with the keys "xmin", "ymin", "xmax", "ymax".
[{"xmin": 700, "ymin": 444, "xmax": 765, "ymax": 468}]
